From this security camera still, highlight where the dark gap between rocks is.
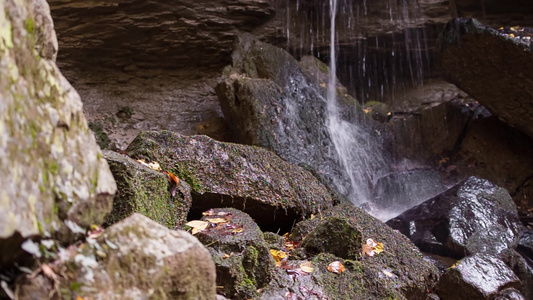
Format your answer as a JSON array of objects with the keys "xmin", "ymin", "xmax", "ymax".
[{"xmin": 187, "ymin": 192, "xmax": 301, "ymax": 234}]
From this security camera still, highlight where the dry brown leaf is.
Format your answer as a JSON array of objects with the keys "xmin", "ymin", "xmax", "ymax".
[
  {"xmin": 185, "ymin": 220, "xmax": 209, "ymax": 234},
  {"xmin": 299, "ymin": 261, "xmax": 314, "ymax": 273},
  {"xmin": 327, "ymin": 261, "xmax": 345, "ymax": 274},
  {"xmin": 231, "ymin": 227, "xmax": 244, "ymax": 233}
]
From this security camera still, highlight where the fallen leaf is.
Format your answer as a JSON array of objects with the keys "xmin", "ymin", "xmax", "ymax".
[
  {"xmin": 382, "ymin": 270, "xmax": 395, "ymax": 278},
  {"xmin": 327, "ymin": 261, "xmax": 345, "ymax": 274},
  {"xmin": 231, "ymin": 227, "xmax": 244, "ymax": 233},
  {"xmin": 185, "ymin": 220, "xmax": 209, "ymax": 234},
  {"xmin": 270, "ymin": 249, "xmax": 288, "ymax": 266},
  {"xmin": 147, "ymin": 161, "xmax": 162, "ymax": 171},
  {"xmin": 373, "ymin": 242, "xmax": 384, "ymax": 254},
  {"xmin": 166, "ymin": 171, "xmax": 180, "ymax": 185},
  {"xmin": 299, "ymin": 261, "xmax": 314, "ymax": 273},
  {"xmin": 363, "ymin": 238, "xmax": 384, "ymax": 257},
  {"xmin": 206, "ymin": 217, "xmax": 228, "ymax": 224}
]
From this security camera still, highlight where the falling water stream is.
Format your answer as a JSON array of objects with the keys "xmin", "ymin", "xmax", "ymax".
[{"xmin": 280, "ymin": 0, "xmax": 448, "ymax": 220}]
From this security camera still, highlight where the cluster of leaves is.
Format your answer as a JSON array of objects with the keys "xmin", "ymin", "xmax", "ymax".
[{"xmin": 185, "ymin": 209, "xmax": 243, "ymax": 235}]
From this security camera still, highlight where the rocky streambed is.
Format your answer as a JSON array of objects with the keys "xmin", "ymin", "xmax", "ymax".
[{"xmin": 2, "ymin": 0, "xmax": 533, "ymax": 300}]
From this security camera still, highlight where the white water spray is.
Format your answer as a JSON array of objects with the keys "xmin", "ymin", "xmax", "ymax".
[{"xmin": 326, "ymin": 0, "xmax": 389, "ymax": 204}]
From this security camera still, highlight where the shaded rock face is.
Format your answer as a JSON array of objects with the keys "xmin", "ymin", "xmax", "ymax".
[
  {"xmin": 440, "ymin": 18, "xmax": 533, "ymax": 139},
  {"xmin": 217, "ymin": 32, "xmax": 390, "ymax": 203},
  {"xmin": 17, "ymin": 213, "xmax": 216, "ymax": 299},
  {"xmin": 269, "ymin": 204, "xmax": 439, "ymax": 300},
  {"xmin": 387, "ymin": 177, "xmax": 523, "ymax": 258},
  {"xmin": 0, "ymin": 0, "xmax": 116, "ymax": 266},
  {"xmin": 103, "ymin": 150, "xmax": 192, "ymax": 228},
  {"xmin": 48, "ymin": 0, "xmax": 274, "ymax": 149},
  {"xmin": 195, "ymin": 208, "xmax": 275, "ymax": 300},
  {"xmin": 126, "ymin": 130, "xmax": 334, "ymax": 233},
  {"xmin": 437, "ymin": 253, "xmax": 521, "ymax": 300}
]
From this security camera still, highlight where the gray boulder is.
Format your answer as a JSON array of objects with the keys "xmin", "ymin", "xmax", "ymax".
[
  {"xmin": 440, "ymin": 18, "xmax": 533, "ymax": 138},
  {"xmin": 126, "ymin": 130, "xmax": 334, "ymax": 232},
  {"xmin": 436, "ymin": 253, "xmax": 521, "ymax": 300},
  {"xmin": 17, "ymin": 213, "xmax": 216, "ymax": 299},
  {"xmin": 216, "ymin": 32, "xmax": 389, "ymax": 203},
  {"xmin": 0, "ymin": 0, "xmax": 116, "ymax": 266},
  {"xmin": 194, "ymin": 208, "xmax": 275, "ymax": 300},
  {"xmin": 103, "ymin": 150, "xmax": 192, "ymax": 228}
]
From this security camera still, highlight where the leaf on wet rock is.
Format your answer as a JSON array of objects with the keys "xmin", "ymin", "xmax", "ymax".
[
  {"xmin": 270, "ymin": 249, "xmax": 288, "ymax": 266},
  {"xmin": 165, "ymin": 171, "xmax": 180, "ymax": 185},
  {"xmin": 135, "ymin": 159, "xmax": 162, "ymax": 171},
  {"xmin": 327, "ymin": 261, "xmax": 345, "ymax": 274},
  {"xmin": 206, "ymin": 217, "xmax": 228, "ymax": 224},
  {"xmin": 21, "ymin": 239, "xmax": 41, "ymax": 257},
  {"xmin": 363, "ymin": 238, "xmax": 384, "ymax": 257},
  {"xmin": 299, "ymin": 261, "xmax": 314, "ymax": 273},
  {"xmin": 185, "ymin": 220, "xmax": 209, "ymax": 234}
]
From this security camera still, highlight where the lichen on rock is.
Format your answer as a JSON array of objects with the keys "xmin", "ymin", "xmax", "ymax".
[{"xmin": 0, "ymin": 0, "xmax": 115, "ymax": 266}]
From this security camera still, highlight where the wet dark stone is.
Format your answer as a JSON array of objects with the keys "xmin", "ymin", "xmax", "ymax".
[
  {"xmin": 440, "ymin": 18, "xmax": 533, "ymax": 139},
  {"xmin": 436, "ymin": 253, "xmax": 520, "ymax": 300},
  {"xmin": 517, "ymin": 229, "xmax": 533, "ymax": 260},
  {"xmin": 501, "ymin": 249, "xmax": 533, "ymax": 300},
  {"xmin": 216, "ymin": 33, "xmax": 388, "ymax": 203},
  {"xmin": 494, "ymin": 288, "xmax": 526, "ymax": 300},
  {"xmin": 195, "ymin": 208, "xmax": 274, "ymax": 300},
  {"xmin": 386, "ymin": 177, "xmax": 523, "ymax": 258}
]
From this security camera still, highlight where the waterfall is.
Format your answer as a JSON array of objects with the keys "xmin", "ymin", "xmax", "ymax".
[{"xmin": 326, "ymin": 0, "xmax": 389, "ymax": 204}]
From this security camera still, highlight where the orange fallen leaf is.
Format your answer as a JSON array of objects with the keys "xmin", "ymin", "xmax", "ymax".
[
  {"xmin": 363, "ymin": 238, "xmax": 384, "ymax": 257},
  {"xmin": 327, "ymin": 261, "xmax": 345, "ymax": 274},
  {"xmin": 165, "ymin": 171, "xmax": 180, "ymax": 185}
]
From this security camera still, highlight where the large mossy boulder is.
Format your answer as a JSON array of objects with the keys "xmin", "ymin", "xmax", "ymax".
[
  {"xmin": 440, "ymin": 18, "xmax": 533, "ymax": 139},
  {"xmin": 0, "ymin": 0, "xmax": 116, "ymax": 266},
  {"xmin": 278, "ymin": 204, "xmax": 439, "ymax": 300},
  {"xmin": 126, "ymin": 130, "xmax": 334, "ymax": 232},
  {"xmin": 194, "ymin": 208, "xmax": 275, "ymax": 300},
  {"xmin": 17, "ymin": 213, "xmax": 216, "ymax": 299},
  {"xmin": 103, "ymin": 150, "xmax": 192, "ymax": 228},
  {"xmin": 216, "ymin": 32, "xmax": 389, "ymax": 203}
]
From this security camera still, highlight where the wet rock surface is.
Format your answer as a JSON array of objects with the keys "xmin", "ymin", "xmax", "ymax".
[
  {"xmin": 194, "ymin": 208, "xmax": 275, "ymax": 300},
  {"xmin": 126, "ymin": 130, "xmax": 334, "ymax": 233},
  {"xmin": 440, "ymin": 18, "xmax": 533, "ymax": 139},
  {"xmin": 103, "ymin": 150, "xmax": 192, "ymax": 228},
  {"xmin": 436, "ymin": 253, "xmax": 521, "ymax": 300},
  {"xmin": 387, "ymin": 177, "xmax": 523, "ymax": 258},
  {"xmin": 0, "ymin": 0, "xmax": 116, "ymax": 267},
  {"xmin": 217, "ymin": 32, "xmax": 389, "ymax": 202},
  {"xmin": 284, "ymin": 204, "xmax": 439, "ymax": 300},
  {"xmin": 17, "ymin": 213, "xmax": 216, "ymax": 299}
]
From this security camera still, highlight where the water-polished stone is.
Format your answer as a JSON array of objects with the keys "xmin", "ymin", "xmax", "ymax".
[
  {"xmin": 387, "ymin": 177, "xmax": 522, "ymax": 258},
  {"xmin": 437, "ymin": 253, "xmax": 520, "ymax": 300}
]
